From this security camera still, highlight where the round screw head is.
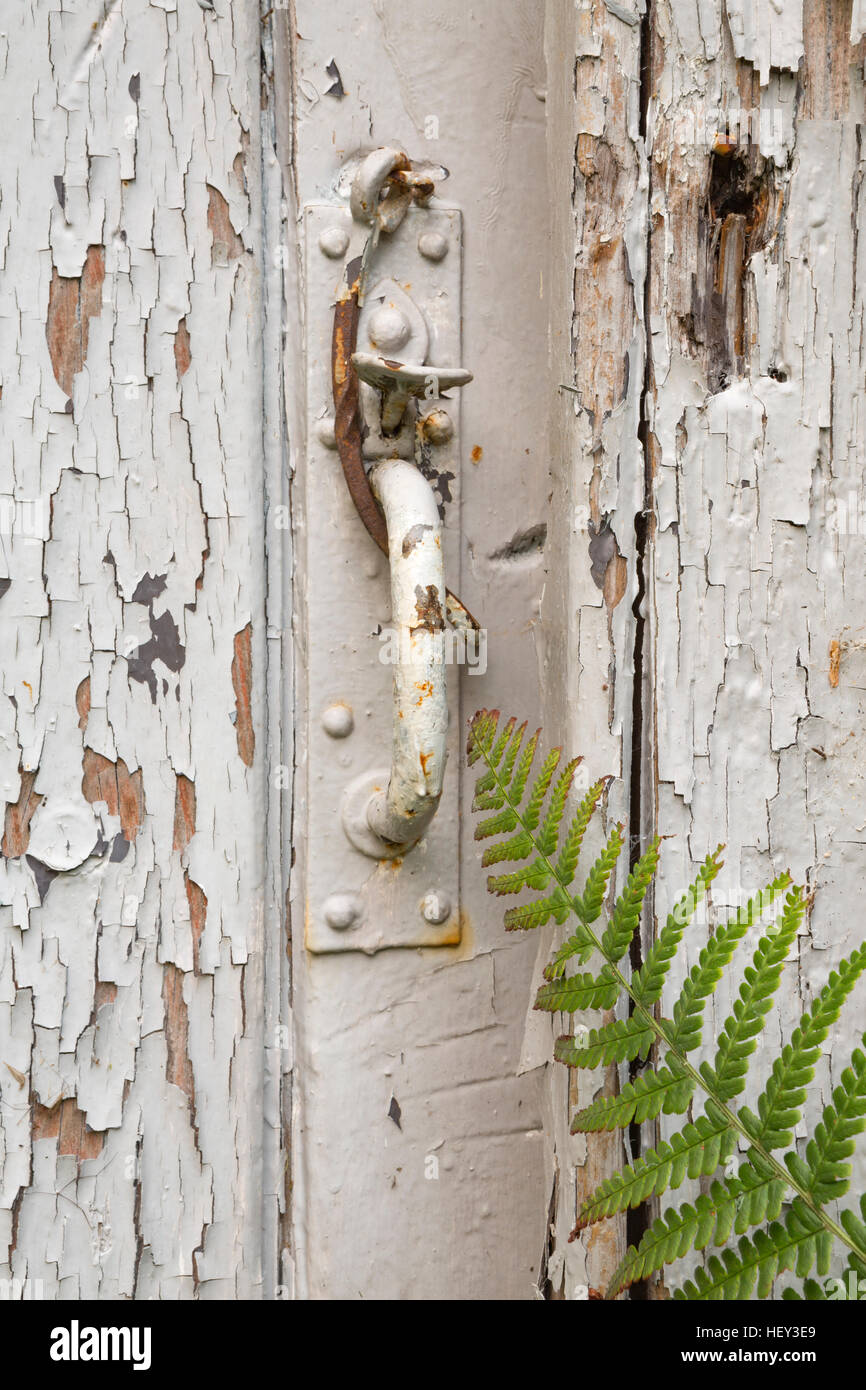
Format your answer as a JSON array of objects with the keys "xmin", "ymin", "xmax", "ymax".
[
  {"xmin": 315, "ymin": 415, "xmax": 338, "ymax": 449},
  {"xmin": 321, "ymin": 702, "xmax": 354, "ymax": 738},
  {"xmin": 421, "ymin": 408, "xmax": 453, "ymax": 445},
  {"xmin": 368, "ymin": 306, "xmax": 411, "ymax": 353},
  {"xmin": 420, "ymin": 890, "xmax": 452, "ymax": 925},
  {"xmin": 418, "ymin": 231, "xmax": 448, "ymax": 262},
  {"xmin": 324, "ymin": 892, "xmax": 362, "ymax": 930},
  {"xmin": 319, "ymin": 225, "xmax": 350, "ymax": 259}
]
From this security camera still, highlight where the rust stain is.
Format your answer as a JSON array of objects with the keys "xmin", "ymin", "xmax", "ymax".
[
  {"xmin": 207, "ymin": 185, "xmax": 244, "ymax": 264},
  {"xmin": 590, "ymin": 234, "xmax": 620, "ymax": 268},
  {"xmin": 162, "ymin": 964, "xmax": 195, "ymax": 1107},
  {"xmin": 185, "ymin": 874, "xmax": 208, "ymax": 974},
  {"xmin": 32, "ymin": 1098, "xmax": 104, "ymax": 1161},
  {"xmin": 93, "ymin": 980, "xmax": 117, "ymax": 1011},
  {"xmin": 2, "ymin": 770, "xmax": 43, "ymax": 858},
  {"xmin": 414, "ymin": 680, "xmax": 434, "ymax": 705},
  {"xmin": 332, "ymin": 264, "xmax": 390, "ymax": 552},
  {"xmin": 45, "ymin": 245, "xmax": 105, "ymax": 398},
  {"xmin": 173, "ymin": 774, "xmax": 196, "ymax": 853},
  {"xmin": 470, "ymin": 445, "xmax": 483, "ymax": 463},
  {"xmin": 330, "ymin": 257, "xmax": 481, "ymax": 628},
  {"xmin": 829, "ymin": 638, "xmax": 841, "ymax": 688},
  {"xmin": 232, "ymin": 624, "xmax": 255, "ymax": 767},
  {"xmin": 82, "ymin": 751, "xmax": 144, "ymax": 841},
  {"xmin": 174, "ymin": 317, "xmax": 191, "ymax": 378},
  {"xmin": 603, "ymin": 553, "xmax": 628, "ymax": 610},
  {"xmin": 411, "ymin": 584, "xmax": 445, "ymax": 633},
  {"xmin": 333, "ymin": 322, "xmax": 348, "ymax": 388},
  {"xmin": 76, "ymin": 676, "xmax": 91, "ymax": 731}
]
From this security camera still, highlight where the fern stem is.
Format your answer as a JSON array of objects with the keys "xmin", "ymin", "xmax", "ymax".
[{"xmin": 476, "ymin": 734, "xmax": 866, "ymax": 1268}]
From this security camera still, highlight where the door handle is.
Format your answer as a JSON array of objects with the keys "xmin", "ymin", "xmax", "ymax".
[
  {"xmin": 333, "ymin": 150, "xmax": 473, "ymax": 858},
  {"xmin": 360, "ymin": 457, "xmax": 448, "ymax": 850}
]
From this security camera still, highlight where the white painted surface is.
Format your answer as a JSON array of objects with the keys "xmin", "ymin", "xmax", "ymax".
[
  {"xmin": 542, "ymin": 0, "xmax": 866, "ymax": 1298},
  {"xmin": 284, "ymin": 0, "xmax": 553, "ymax": 1300},
  {"xmin": 0, "ymin": 0, "xmax": 271, "ymax": 1298},
  {"xmin": 3, "ymin": 0, "xmax": 858, "ymax": 1305}
]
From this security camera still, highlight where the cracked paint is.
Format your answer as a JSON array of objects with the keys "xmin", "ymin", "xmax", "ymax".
[
  {"xmin": 644, "ymin": 0, "xmax": 866, "ymax": 1294},
  {"xmin": 0, "ymin": 0, "xmax": 268, "ymax": 1300},
  {"xmin": 538, "ymin": 0, "xmax": 866, "ymax": 1302}
]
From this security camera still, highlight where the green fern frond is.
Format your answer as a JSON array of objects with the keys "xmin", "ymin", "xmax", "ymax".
[
  {"xmin": 469, "ymin": 712, "xmax": 516, "ymax": 805},
  {"xmin": 599, "ymin": 837, "xmax": 660, "ymax": 966},
  {"xmin": 799, "ymin": 1042, "xmax": 866, "ymax": 1204},
  {"xmin": 571, "ymin": 1056, "xmax": 694, "ymax": 1133},
  {"xmin": 631, "ymin": 850, "xmax": 725, "ymax": 1006},
  {"xmin": 840, "ymin": 1193, "xmax": 866, "ymax": 1259},
  {"xmin": 487, "ymin": 857, "xmax": 552, "ymax": 897},
  {"xmin": 474, "ymin": 807, "xmax": 522, "ymax": 845},
  {"xmin": 503, "ymin": 887, "xmax": 572, "ymax": 932},
  {"xmin": 523, "ymin": 747, "xmax": 562, "ymax": 828},
  {"xmin": 554, "ymin": 1015, "xmax": 655, "ymax": 1070},
  {"xmin": 554, "ymin": 778, "xmax": 608, "ymax": 887},
  {"xmin": 664, "ymin": 878, "xmax": 792, "ymax": 1054},
  {"xmin": 702, "ymin": 886, "xmax": 805, "ymax": 1102},
  {"xmin": 575, "ymin": 825, "xmax": 625, "ymax": 924},
  {"xmin": 534, "ymin": 967, "xmax": 618, "ymax": 1014},
  {"xmin": 782, "ymin": 1278, "xmax": 830, "ymax": 1301},
  {"xmin": 739, "ymin": 943, "xmax": 866, "ymax": 1152},
  {"xmin": 572, "ymin": 1111, "xmax": 736, "ymax": 1230},
  {"xmin": 605, "ymin": 1155, "xmax": 788, "ymax": 1295},
  {"xmin": 542, "ymin": 920, "xmax": 596, "ymax": 976},
  {"xmin": 610, "ymin": 1189, "xmax": 733, "ymax": 1296},
  {"xmin": 509, "ymin": 728, "xmax": 543, "ymax": 805},
  {"xmin": 467, "ymin": 710, "xmax": 866, "ymax": 1300},
  {"xmin": 465, "ymin": 708, "xmax": 500, "ymax": 767},
  {"xmin": 673, "ymin": 1201, "xmax": 831, "ymax": 1301},
  {"xmin": 537, "ymin": 758, "xmax": 581, "ymax": 852}
]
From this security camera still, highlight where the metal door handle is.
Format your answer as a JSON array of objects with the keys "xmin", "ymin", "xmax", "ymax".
[
  {"xmin": 342, "ymin": 360, "xmax": 473, "ymax": 858},
  {"xmin": 365, "ymin": 457, "xmax": 448, "ymax": 848},
  {"xmin": 335, "ymin": 149, "xmax": 473, "ymax": 858}
]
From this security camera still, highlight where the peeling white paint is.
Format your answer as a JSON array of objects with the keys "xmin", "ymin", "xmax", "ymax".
[
  {"xmin": 725, "ymin": 0, "xmax": 804, "ymax": 84},
  {"xmin": 287, "ymin": 0, "xmax": 551, "ymax": 1300},
  {"xmin": 0, "ymin": 0, "xmax": 270, "ymax": 1298}
]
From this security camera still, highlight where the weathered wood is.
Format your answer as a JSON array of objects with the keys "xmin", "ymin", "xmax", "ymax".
[
  {"xmin": 539, "ymin": 0, "xmax": 646, "ymax": 1298},
  {"xmin": 541, "ymin": 0, "xmax": 866, "ymax": 1300},
  {"xmin": 648, "ymin": 0, "xmax": 866, "ymax": 1293},
  {"xmin": 0, "ymin": 1, "xmax": 271, "ymax": 1298},
  {"xmin": 283, "ymin": 0, "xmax": 554, "ymax": 1300}
]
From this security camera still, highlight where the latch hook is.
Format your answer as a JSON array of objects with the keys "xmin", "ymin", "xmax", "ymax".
[{"xmin": 331, "ymin": 147, "xmax": 476, "ymax": 856}]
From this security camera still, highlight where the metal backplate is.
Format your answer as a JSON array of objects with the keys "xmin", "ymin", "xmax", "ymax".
[{"xmin": 303, "ymin": 203, "xmax": 464, "ymax": 953}]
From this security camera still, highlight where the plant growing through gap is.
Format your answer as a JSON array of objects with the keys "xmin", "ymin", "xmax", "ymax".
[{"xmin": 467, "ymin": 710, "xmax": 866, "ymax": 1300}]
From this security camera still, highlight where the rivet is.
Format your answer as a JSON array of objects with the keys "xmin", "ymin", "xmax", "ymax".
[
  {"xmin": 321, "ymin": 702, "xmax": 354, "ymax": 738},
  {"xmin": 418, "ymin": 231, "xmax": 448, "ymax": 262},
  {"xmin": 368, "ymin": 306, "xmax": 411, "ymax": 353},
  {"xmin": 316, "ymin": 416, "xmax": 337, "ymax": 449},
  {"xmin": 420, "ymin": 890, "xmax": 452, "ymax": 925},
  {"xmin": 319, "ymin": 225, "xmax": 350, "ymax": 259},
  {"xmin": 324, "ymin": 892, "xmax": 362, "ymax": 930},
  {"xmin": 422, "ymin": 409, "xmax": 453, "ymax": 445}
]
